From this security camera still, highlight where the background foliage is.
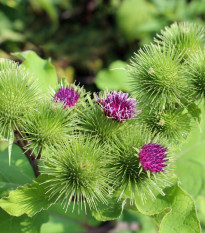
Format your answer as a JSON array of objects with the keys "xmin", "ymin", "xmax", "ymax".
[
  {"xmin": 1, "ymin": 0, "xmax": 205, "ymax": 91},
  {"xmin": 0, "ymin": 0, "xmax": 205, "ymax": 232}
]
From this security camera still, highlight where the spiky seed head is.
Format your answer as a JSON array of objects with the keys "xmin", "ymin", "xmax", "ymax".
[
  {"xmin": 106, "ymin": 126, "xmax": 174, "ymax": 203},
  {"xmin": 139, "ymin": 143, "xmax": 168, "ymax": 173},
  {"xmin": 184, "ymin": 48, "xmax": 205, "ymax": 99},
  {"xmin": 54, "ymin": 87, "xmax": 80, "ymax": 108},
  {"xmin": 128, "ymin": 43, "xmax": 188, "ymax": 109},
  {"xmin": 155, "ymin": 22, "xmax": 205, "ymax": 59},
  {"xmin": 137, "ymin": 108, "xmax": 191, "ymax": 144},
  {"xmin": 41, "ymin": 136, "xmax": 109, "ymax": 212},
  {"xmin": 0, "ymin": 58, "xmax": 19, "ymax": 71},
  {"xmin": 95, "ymin": 91, "xmax": 139, "ymax": 122},
  {"xmin": 22, "ymin": 101, "xmax": 73, "ymax": 151},
  {"xmin": 0, "ymin": 60, "xmax": 39, "ymax": 135}
]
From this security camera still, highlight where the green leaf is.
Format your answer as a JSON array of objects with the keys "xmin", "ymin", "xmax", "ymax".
[
  {"xmin": 0, "ymin": 146, "xmax": 49, "ymax": 232},
  {"xmin": 0, "ymin": 174, "xmax": 54, "ymax": 217},
  {"xmin": 0, "ymin": 208, "xmax": 48, "ymax": 233},
  {"xmin": 181, "ymin": 98, "xmax": 202, "ymax": 123},
  {"xmin": 41, "ymin": 204, "xmax": 99, "ymax": 233},
  {"xmin": 12, "ymin": 50, "xmax": 58, "ymax": 93},
  {"xmin": 0, "ymin": 145, "xmax": 34, "ymax": 197},
  {"xmin": 0, "ymin": 140, "xmax": 8, "ymax": 152},
  {"xmin": 115, "ymin": 0, "xmax": 157, "ymax": 42},
  {"xmin": 152, "ymin": 208, "xmax": 170, "ymax": 226},
  {"xmin": 176, "ymin": 104, "xmax": 205, "ymax": 197},
  {"xmin": 95, "ymin": 60, "xmax": 129, "ymax": 92},
  {"xmin": 91, "ymin": 192, "xmax": 125, "ymax": 221},
  {"xmin": 186, "ymin": 102, "xmax": 202, "ymax": 123},
  {"xmin": 135, "ymin": 183, "xmax": 201, "ymax": 233},
  {"xmin": 175, "ymin": 104, "xmax": 205, "ymax": 228},
  {"xmin": 0, "ymin": 132, "xmax": 8, "ymax": 152},
  {"xmin": 176, "ymin": 159, "xmax": 204, "ymax": 197},
  {"xmin": 196, "ymin": 196, "xmax": 205, "ymax": 227}
]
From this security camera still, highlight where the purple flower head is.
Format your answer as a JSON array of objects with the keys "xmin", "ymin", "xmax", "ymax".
[
  {"xmin": 95, "ymin": 91, "xmax": 138, "ymax": 122},
  {"xmin": 139, "ymin": 143, "xmax": 168, "ymax": 173},
  {"xmin": 54, "ymin": 87, "xmax": 80, "ymax": 108}
]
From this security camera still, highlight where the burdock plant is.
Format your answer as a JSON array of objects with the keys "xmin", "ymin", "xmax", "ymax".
[{"xmin": 0, "ymin": 22, "xmax": 204, "ymax": 233}]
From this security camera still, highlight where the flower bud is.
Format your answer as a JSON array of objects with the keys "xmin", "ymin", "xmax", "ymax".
[
  {"xmin": 78, "ymin": 91, "xmax": 139, "ymax": 141},
  {"xmin": 106, "ymin": 126, "xmax": 174, "ymax": 203},
  {"xmin": 95, "ymin": 91, "xmax": 139, "ymax": 122}
]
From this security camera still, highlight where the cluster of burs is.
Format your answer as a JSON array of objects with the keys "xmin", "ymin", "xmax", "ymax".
[{"xmin": 0, "ymin": 21, "xmax": 205, "ymax": 212}]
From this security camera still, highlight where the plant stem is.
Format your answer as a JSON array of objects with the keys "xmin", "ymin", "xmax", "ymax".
[
  {"xmin": 80, "ymin": 221, "xmax": 117, "ymax": 233},
  {"xmin": 37, "ymin": 146, "xmax": 42, "ymax": 160},
  {"xmin": 14, "ymin": 130, "xmax": 40, "ymax": 178}
]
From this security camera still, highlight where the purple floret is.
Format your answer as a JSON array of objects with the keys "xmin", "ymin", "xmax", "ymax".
[
  {"xmin": 95, "ymin": 91, "xmax": 138, "ymax": 122},
  {"xmin": 139, "ymin": 143, "xmax": 168, "ymax": 173},
  {"xmin": 54, "ymin": 87, "xmax": 80, "ymax": 108}
]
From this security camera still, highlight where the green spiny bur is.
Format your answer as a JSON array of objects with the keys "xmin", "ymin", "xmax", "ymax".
[
  {"xmin": 105, "ymin": 126, "xmax": 174, "ymax": 204},
  {"xmin": 77, "ymin": 94, "xmax": 126, "ymax": 142},
  {"xmin": 155, "ymin": 22, "xmax": 205, "ymax": 60},
  {"xmin": 128, "ymin": 43, "xmax": 188, "ymax": 110},
  {"xmin": 0, "ymin": 20, "xmax": 203, "ymax": 230},
  {"xmin": 184, "ymin": 48, "xmax": 205, "ymax": 99},
  {"xmin": 0, "ymin": 59, "xmax": 39, "ymax": 163},
  {"xmin": 0, "ymin": 62, "xmax": 39, "ymax": 133},
  {"xmin": 0, "ymin": 58, "xmax": 19, "ymax": 71},
  {"xmin": 137, "ymin": 107, "xmax": 192, "ymax": 145},
  {"xmin": 22, "ymin": 101, "xmax": 74, "ymax": 151},
  {"xmin": 41, "ymin": 135, "xmax": 109, "ymax": 212}
]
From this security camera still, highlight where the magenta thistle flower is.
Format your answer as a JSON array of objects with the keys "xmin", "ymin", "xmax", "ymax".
[
  {"xmin": 139, "ymin": 143, "xmax": 168, "ymax": 173},
  {"xmin": 54, "ymin": 87, "xmax": 80, "ymax": 108},
  {"xmin": 95, "ymin": 91, "xmax": 138, "ymax": 122}
]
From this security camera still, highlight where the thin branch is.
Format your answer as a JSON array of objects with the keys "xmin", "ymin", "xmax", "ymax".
[
  {"xmin": 37, "ymin": 146, "xmax": 42, "ymax": 160},
  {"xmin": 14, "ymin": 130, "xmax": 40, "ymax": 178},
  {"xmin": 80, "ymin": 221, "xmax": 115, "ymax": 233}
]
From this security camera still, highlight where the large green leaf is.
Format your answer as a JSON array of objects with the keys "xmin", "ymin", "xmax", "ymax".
[
  {"xmin": 135, "ymin": 184, "xmax": 201, "ymax": 233},
  {"xmin": 13, "ymin": 50, "xmax": 58, "ymax": 93},
  {"xmin": 0, "ymin": 133, "xmax": 8, "ymax": 152},
  {"xmin": 196, "ymin": 196, "xmax": 205, "ymax": 227},
  {"xmin": 175, "ymin": 105, "xmax": 205, "ymax": 229},
  {"xmin": 0, "ymin": 146, "xmax": 49, "ymax": 232},
  {"xmin": 0, "ymin": 174, "xmax": 54, "ymax": 217},
  {"xmin": 41, "ymin": 203, "xmax": 99, "ymax": 233},
  {"xmin": 0, "ymin": 145, "xmax": 34, "ymax": 197},
  {"xmin": 0, "ymin": 208, "xmax": 48, "ymax": 233},
  {"xmin": 95, "ymin": 60, "xmax": 129, "ymax": 92},
  {"xmin": 91, "ymin": 192, "xmax": 126, "ymax": 221},
  {"xmin": 176, "ymin": 105, "xmax": 205, "ymax": 197}
]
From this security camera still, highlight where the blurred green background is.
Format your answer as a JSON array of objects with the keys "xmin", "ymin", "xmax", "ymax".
[
  {"xmin": 1, "ymin": 0, "xmax": 205, "ymax": 91},
  {"xmin": 1, "ymin": 0, "xmax": 205, "ymax": 232}
]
